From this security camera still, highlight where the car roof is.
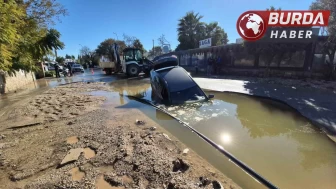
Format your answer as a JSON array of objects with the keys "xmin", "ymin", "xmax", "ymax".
[{"xmin": 157, "ymin": 67, "xmax": 196, "ymax": 92}]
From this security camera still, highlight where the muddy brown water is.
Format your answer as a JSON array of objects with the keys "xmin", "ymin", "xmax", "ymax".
[
  {"xmin": 83, "ymin": 147, "xmax": 96, "ymax": 159},
  {"xmin": 108, "ymin": 78, "xmax": 336, "ymax": 189},
  {"xmin": 67, "ymin": 136, "xmax": 79, "ymax": 144},
  {"xmin": 70, "ymin": 167, "xmax": 85, "ymax": 181}
]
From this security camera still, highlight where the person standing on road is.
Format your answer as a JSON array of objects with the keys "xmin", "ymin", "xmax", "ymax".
[
  {"xmin": 67, "ymin": 63, "xmax": 73, "ymax": 77},
  {"xmin": 207, "ymin": 57, "xmax": 213, "ymax": 76},
  {"xmin": 54, "ymin": 63, "xmax": 60, "ymax": 78},
  {"xmin": 216, "ymin": 56, "xmax": 222, "ymax": 75}
]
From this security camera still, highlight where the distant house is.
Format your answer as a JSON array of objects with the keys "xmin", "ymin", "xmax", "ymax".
[
  {"xmin": 236, "ymin": 38, "xmax": 244, "ymax": 44},
  {"xmin": 65, "ymin": 59, "xmax": 75, "ymax": 63}
]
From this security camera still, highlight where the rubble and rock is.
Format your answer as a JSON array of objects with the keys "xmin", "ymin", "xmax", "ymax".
[{"xmin": 60, "ymin": 148, "xmax": 84, "ymax": 166}]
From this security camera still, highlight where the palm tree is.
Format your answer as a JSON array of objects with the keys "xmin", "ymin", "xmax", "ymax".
[
  {"xmin": 204, "ymin": 22, "xmax": 228, "ymax": 45},
  {"xmin": 177, "ymin": 11, "xmax": 205, "ymax": 50},
  {"xmin": 42, "ymin": 29, "xmax": 65, "ymax": 58}
]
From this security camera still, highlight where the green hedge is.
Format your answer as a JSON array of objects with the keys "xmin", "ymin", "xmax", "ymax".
[{"xmin": 45, "ymin": 71, "xmax": 55, "ymax": 77}]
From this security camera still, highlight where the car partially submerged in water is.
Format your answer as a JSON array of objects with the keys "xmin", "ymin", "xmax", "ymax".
[{"xmin": 150, "ymin": 55, "xmax": 214, "ymax": 105}]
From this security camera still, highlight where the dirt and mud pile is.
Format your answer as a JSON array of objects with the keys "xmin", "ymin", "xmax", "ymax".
[{"xmin": 0, "ymin": 82, "xmax": 240, "ymax": 189}]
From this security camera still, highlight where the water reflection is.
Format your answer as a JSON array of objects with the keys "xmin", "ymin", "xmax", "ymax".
[
  {"xmin": 220, "ymin": 133, "xmax": 232, "ymax": 144},
  {"xmin": 109, "ymin": 79, "xmax": 151, "ymax": 100},
  {"xmin": 197, "ymin": 92, "xmax": 336, "ymax": 189}
]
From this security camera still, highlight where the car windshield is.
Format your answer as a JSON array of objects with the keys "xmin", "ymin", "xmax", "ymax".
[
  {"xmin": 170, "ymin": 85, "xmax": 206, "ymax": 104},
  {"xmin": 73, "ymin": 64, "xmax": 80, "ymax": 67}
]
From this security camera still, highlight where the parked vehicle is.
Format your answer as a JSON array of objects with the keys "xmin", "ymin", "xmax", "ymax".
[
  {"xmin": 46, "ymin": 62, "xmax": 63, "ymax": 72},
  {"xmin": 150, "ymin": 55, "xmax": 214, "ymax": 105},
  {"xmin": 71, "ymin": 64, "xmax": 84, "ymax": 73}
]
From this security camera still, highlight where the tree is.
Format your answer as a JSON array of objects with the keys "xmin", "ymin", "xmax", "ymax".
[
  {"xmin": 148, "ymin": 46, "xmax": 163, "ymax": 58},
  {"xmin": 41, "ymin": 28, "xmax": 64, "ymax": 58},
  {"xmin": 123, "ymin": 34, "xmax": 137, "ymax": 47},
  {"xmin": 65, "ymin": 54, "xmax": 71, "ymax": 59},
  {"xmin": 56, "ymin": 56, "xmax": 65, "ymax": 64},
  {"xmin": 96, "ymin": 38, "xmax": 127, "ymax": 62},
  {"xmin": 310, "ymin": 0, "xmax": 336, "ymax": 79},
  {"xmin": 244, "ymin": 6, "xmax": 308, "ymax": 70},
  {"xmin": 177, "ymin": 11, "xmax": 205, "ymax": 50},
  {"xmin": 122, "ymin": 34, "xmax": 145, "ymax": 52},
  {"xmin": 80, "ymin": 46, "xmax": 98, "ymax": 65},
  {"xmin": 115, "ymin": 40, "xmax": 127, "ymax": 55},
  {"xmin": 0, "ymin": 0, "xmax": 67, "ymax": 72},
  {"xmin": 0, "ymin": 0, "xmax": 25, "ymax": 71},
  {"xmin": 71, "ymin": 55, "xmax": 75, "ymax": 60},
  {"xmin": 24, "ymin": 0, "xmax": 68, "ymax": 27},
  {"xmin": 132, "ymin": 39, "xmax": 145, "ymax": 52},
  {"xmin": 176, "ymin": 11, "xmax": 228, "ymax": 51},
  {"xmin": 266, "ymin": 6, "xmax": 281, "ymax": 11},
  {"xmin": 203, "ymin": 22, "xmax": 228, "ymax": 45}
]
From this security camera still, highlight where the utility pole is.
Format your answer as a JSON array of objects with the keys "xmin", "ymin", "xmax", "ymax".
[{"xmin": 152, "ymin": 39, "xmax": 154, "ymax": 56}]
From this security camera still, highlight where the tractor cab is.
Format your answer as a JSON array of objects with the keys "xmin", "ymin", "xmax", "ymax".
[
  {"xmin": 122, "ymin": 48, "xmax": 144, "ymax": 64},
  {"xmin": 121, "ymin": 48, "xmax": 153, "ymax": 77}
]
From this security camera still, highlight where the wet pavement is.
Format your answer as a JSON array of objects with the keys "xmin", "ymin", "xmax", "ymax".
[{"xmin": 0, "ymin": 69, "xmax": 116, "ymax": 110}]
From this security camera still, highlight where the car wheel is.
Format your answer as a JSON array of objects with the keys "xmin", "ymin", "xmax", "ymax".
[{"xmin": 127, "ymin": 64, "xmax": 139, "ymax": 77}]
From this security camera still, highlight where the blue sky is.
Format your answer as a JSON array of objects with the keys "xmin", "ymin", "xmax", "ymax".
[{"xmin": 54, "ymin": 0, "xmax": 314, "ymax": 57}]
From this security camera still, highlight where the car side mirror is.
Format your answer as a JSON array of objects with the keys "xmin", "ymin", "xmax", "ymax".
[{"xmin": 208, "ymin": 94, "xmax": 215, "ymax": 99}]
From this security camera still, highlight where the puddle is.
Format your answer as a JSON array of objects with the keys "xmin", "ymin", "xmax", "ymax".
[
  {"xmin": 70, "ymin": 167, "xmax": 85, "ymax": 181},
  {"xmin": 107, "ymin": 78, "xmax": 336, "ymax": 189},
  {"xmin": 67, "ymin": 136, "xmax": 79, "ymax": 144},
  {"xmin": 96, "ymin": 175, "xmax": 125, "ymax": 189},
  {"xmin": 84, "ymin": 147, "xmax": 96, "ymax": 159}
]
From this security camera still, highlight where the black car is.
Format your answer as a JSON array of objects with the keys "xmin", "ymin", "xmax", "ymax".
[{"xmin": 150, "ymin": 56, "xmax": 214, "ymax": 105}]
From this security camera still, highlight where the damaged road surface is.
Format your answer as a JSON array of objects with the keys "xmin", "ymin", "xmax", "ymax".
[{"xmin": 0, "ymin": 82, "xmax": 240, "ymax": 189}]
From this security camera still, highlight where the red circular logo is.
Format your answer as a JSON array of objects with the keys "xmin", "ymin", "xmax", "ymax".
[{"xmin": 236, "ymin": 11, "xmax": 266, "ymax": 41}]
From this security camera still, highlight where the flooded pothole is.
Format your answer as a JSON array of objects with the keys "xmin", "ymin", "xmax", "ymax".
[
  {"xmin": 66, "ymin": 136, "xmax": 78, "ymax": 144},
  {"xmin": 70, "ymin": 167, "xmax": 85, "ymax": 181},
  {"xmin": 83, "ymin": 147, "xmax": 96, "ymax": 159}
]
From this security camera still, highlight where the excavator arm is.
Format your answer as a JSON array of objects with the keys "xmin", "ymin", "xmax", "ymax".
[{"xmin": 113, "ymin": 43, "xmax": 121, "ymax": 72}]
